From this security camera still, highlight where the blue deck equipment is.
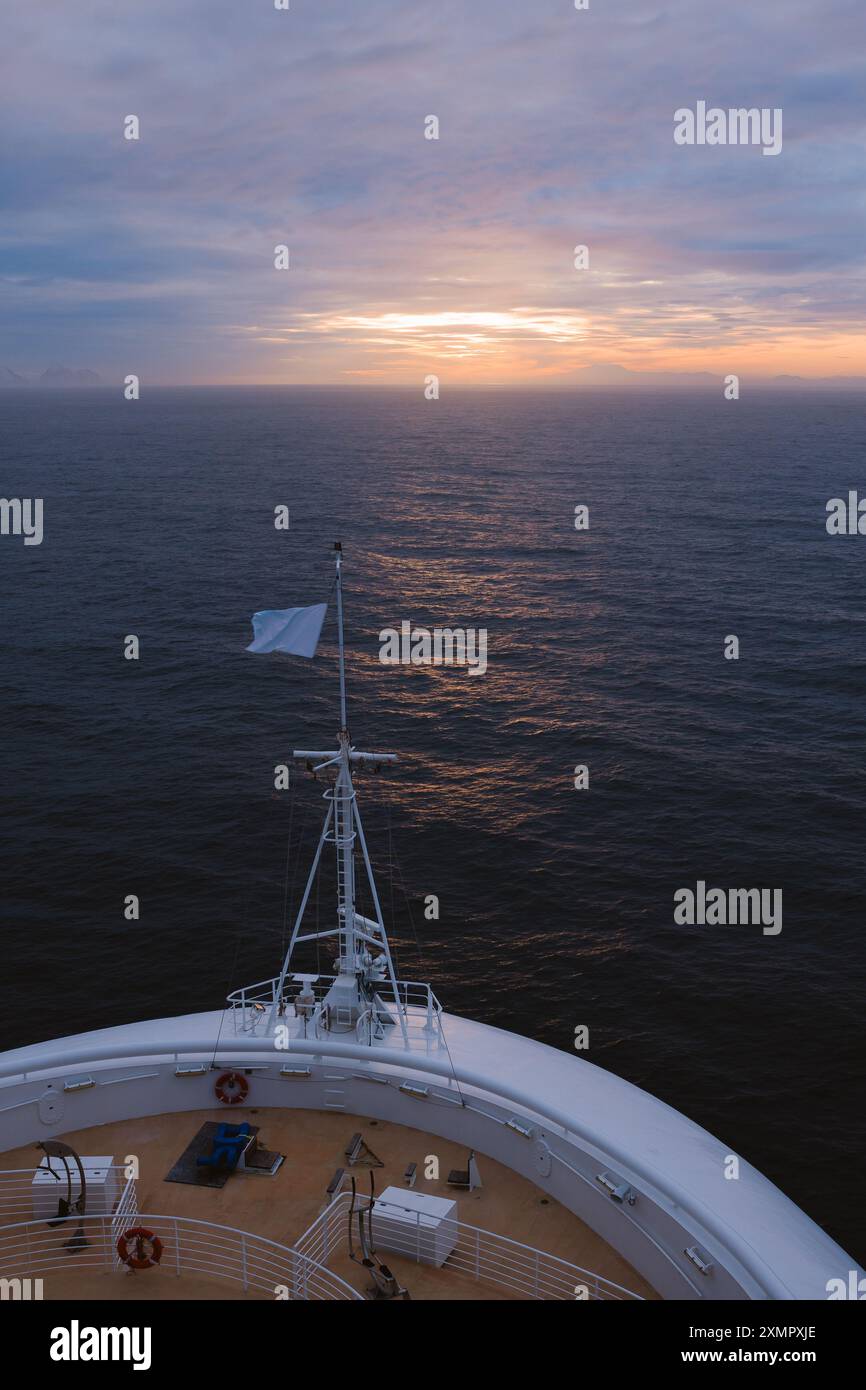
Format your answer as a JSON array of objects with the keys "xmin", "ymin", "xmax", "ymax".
[{"xmin": 196, "ymin": 1123, "xmax": 253, "ymax": 1172}]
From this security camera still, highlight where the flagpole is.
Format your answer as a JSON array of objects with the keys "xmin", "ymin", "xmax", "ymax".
[
  {"xmin": 260, "ymin": 542, "xmax": 411, "ymax": 1046},
  {"xmin": 334, "ymin": 542, "xmax": 348, "ymax": 734},
  {"xmin": 333, "ymin": 541, "xmax": 357, "ymax": 1010}
]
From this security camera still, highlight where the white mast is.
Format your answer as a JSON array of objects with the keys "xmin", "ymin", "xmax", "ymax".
[{"xmin": 271, "ymin": 544, "xmax": 409, "ymax": 1045}]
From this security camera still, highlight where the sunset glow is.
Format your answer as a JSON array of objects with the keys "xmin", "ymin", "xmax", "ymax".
[{"xmin": 2, "ymin": 0, "xmax": 864, "ymax": 386}]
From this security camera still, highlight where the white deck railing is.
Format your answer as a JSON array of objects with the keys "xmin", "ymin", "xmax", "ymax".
[
  {"xmin": 0, "ymin": 1210, "xmax": 361, "ymax": 1300},
  {"xmin": 297, "ymin": 1189, "xmax": 644, "ymax": 1301},
  {"xmin": 111, "ymin": 1175, "xmax": 140, "ymax": 1269},
  {"xmin": 227, "ymin": 973, "xmax": 443, "ymax": 1042},
  {"xmin": 1, "ymin": 1164, "xmax": 642, "ymax": 1301},
  {"xmin": 0, "ymin": 1164, "xmax": 133, "ymax": 1220}
]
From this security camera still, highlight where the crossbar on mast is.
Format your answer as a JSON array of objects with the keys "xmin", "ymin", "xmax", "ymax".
[{"xmin": 268, "ymin": 545, "xmax": 409, "ymax": 1046}]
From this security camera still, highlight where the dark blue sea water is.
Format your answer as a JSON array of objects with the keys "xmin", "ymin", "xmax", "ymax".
[{"xmin": 1, "ymin": 386, "xmax": 864, "ymax": 1261}]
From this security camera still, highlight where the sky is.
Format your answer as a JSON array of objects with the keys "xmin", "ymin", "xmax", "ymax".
[{"xmin": 1, "ymin": 0, "xmax": 865, "ymax": 385}]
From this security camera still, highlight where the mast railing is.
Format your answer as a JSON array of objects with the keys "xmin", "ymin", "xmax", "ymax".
[{"xmin": 227, "ymin": 974, "xmax": 442, "ymax": 1040}]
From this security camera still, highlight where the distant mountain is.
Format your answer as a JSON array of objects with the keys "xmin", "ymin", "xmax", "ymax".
[
  {"xmin": 39, "ymin": 366, "xmax": 102, "ymax": 386},
  {"xmin": 768, "ymin": 374, "xmax": 866, "ymax": 390},
  {"xmin": 572, "ymin": 362, "xmax": 717, "ymax": 388},
  {"xmin": 571, "ymin": 362, "xmax": 866, "ymax": 390},
  {"xmin": 0, "ymin": 366, "xmax": 30, "ymax": 387}
]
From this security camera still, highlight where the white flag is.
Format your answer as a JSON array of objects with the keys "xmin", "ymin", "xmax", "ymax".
[{"xmin": 246, "ymin": 603, "xmax": 327, "ymax": 657}]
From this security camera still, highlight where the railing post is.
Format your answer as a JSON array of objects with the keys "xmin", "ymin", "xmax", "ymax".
[
  {"xmin": 241, "ymin": 1232, "xmax": 248, "ymax": 1291},
  {"xmin": 534, "ymin": 1250, "xmax": 540, "ymax": 1300},
  {"xmin": 475, "ymin": 1227, "xmax": 480, "ymax": 1281},
  {"xmin": 325, "ymin": 1201, "xmax": 337, "ymax": 1261},
  {"xmin": 292, "ymin": 1249, "xmax": 307, "ymax": 1300},
  {"xmin": 174, "ymin": 1218, "xmax": 181, "ymax": 1276}
]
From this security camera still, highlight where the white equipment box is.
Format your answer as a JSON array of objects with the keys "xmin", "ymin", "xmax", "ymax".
[
  {"xmin": 32, "ymin": 1155, "xmax": 119, "ymax": 1220},
  {"xmin": 370, "ymin": 1186, "xmax": 458, "ymax": 1268}
]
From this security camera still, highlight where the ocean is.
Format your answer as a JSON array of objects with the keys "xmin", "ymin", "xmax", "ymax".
[{"xmin": 1, "ymin": 385, "xmax": 864, "ymax": 1260}]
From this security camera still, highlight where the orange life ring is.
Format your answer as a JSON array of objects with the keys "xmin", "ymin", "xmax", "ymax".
[
  {"xmin": 215, "ymin": 1070, "xmax": 249, "ymax": 1105},
  {"xmin": 116, "ymin": 1226, "xmax": 163, "ymax": 1270}
]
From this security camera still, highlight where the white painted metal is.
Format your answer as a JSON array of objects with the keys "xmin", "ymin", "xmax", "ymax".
[
  {"xmin": 32, "ymin": 1155, "xmax": 118, "ymax": 1219},
  {"xmin": 271, "ymin": 548, "xmax": 408, "ymax": 1043},
  {"xmin": 0, "ymin": 1008, "xmax": 859, "ymax": 1300},
  {"xmin": 369, "ymin": 1185, "xmax": 459, "ymax": 1268},
  {"xmin": 0, "ymin": 1209, "xmax": 362, "ymax": 1300},
  {"xmin": 111, "ymin": 1175, "xmax": 139, "ymax": 1270},
  {"xmin": 0, "ymin": 1165, "xmax": 125, "ymax": 1222},
  {"xmin": 302, "ymin": 1189, "xmax": 643, "ymax": 1300}
]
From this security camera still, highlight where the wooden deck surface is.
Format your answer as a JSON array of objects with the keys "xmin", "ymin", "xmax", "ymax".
[{"xmin": 1, "ymin": 1107, "xmax": 657, "ymax": 1301}]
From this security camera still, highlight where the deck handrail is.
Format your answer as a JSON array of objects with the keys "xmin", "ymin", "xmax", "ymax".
[
  {"xmin": 0, "ymin": 1210, "xmax": 363, "ymax": 1301},
  {"xmin": 0, "ymin": 1164, "xmax": 134, "ymax": 1220},
  {"xmin": 296, "ymin": 1188, "xmax": 644, "ymax": 1301}
]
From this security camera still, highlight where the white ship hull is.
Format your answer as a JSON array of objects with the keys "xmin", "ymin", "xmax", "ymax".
[{"xmin": 0, "ymin": 1005, "xmax": 857, "ymax": 1301}]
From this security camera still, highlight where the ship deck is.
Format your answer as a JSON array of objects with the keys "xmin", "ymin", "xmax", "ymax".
[{"xmin": 1, "ymin": 1106, "xmax": 657, "ymax": 1301}]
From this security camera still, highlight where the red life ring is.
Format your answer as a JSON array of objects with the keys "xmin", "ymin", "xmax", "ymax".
[
  {"xmin": 215, "ymin": 1070, "xmax": 249, "ymax": 1105},
  {"xmin": 116, "ymin": 1226, "xmax": 163, "ymax": 1270}
]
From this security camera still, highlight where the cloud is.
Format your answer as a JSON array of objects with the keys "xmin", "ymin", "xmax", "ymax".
[{"xmin": 0, "ymin": 0, "xmax": 864, "ymax": 381}]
